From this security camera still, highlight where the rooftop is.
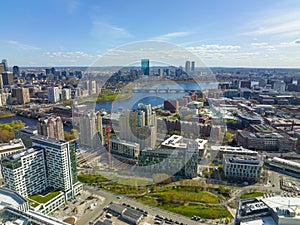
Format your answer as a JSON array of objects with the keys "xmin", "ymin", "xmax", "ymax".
[
  {"xmin": 224, "ymin": 154, "xmax": 262, "ymax": 165},
  {"xmin": 161, "ymin": 135, "xmax": 187, "ymax": 149},
  {"xmin": 271, "ymin": 157, "xmax": 300, "ymax": 170},
  {"xmin": 240, "ymin": 216, "xmax": 276, "ymax": 225},
  {"xmin": 0, "ymin": 188, "xmax": 27, "ymax": 208},
  {"xmin": 262, "ymin": 196, "xmax": 300, "ymax": 219},
  {"xmin": 110, "ymin": 138, "xmax": 140, "ymax": 148},
  {"xmin": 0, "ymin": 139, "xmax": 25, "ymax": 154},
  {"xmin": 31, "ymin": 135, "xmax": 67, "ymax": 145}
]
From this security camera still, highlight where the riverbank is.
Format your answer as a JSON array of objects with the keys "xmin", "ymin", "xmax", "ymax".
[{"xmin": 82, "ymin": 92, "xmax": 133, "ymax": 103}]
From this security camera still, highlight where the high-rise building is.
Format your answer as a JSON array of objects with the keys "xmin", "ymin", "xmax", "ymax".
[
  {"xmin": 1, "ymin": 136, "xmax": 82, "ymax": 201},
  {"xmin": 1, "ymin": 147, "xmax": 48, "ymax": 198},
  {"xmin": 13, "ymin": 87, "xmax": 30, "ymax": 104},
  {"xmin": 31, "ymin": 136, "xmax": 82, "ymax": 199},
  {"xmin": 119, "ymin": 103, "xmax": 157, "ymax": 150},
  {"xmin": 13, "ymin": 66, "xmax": 20, "ymax": 77},
  {"xmin": 2, "ymin": 59, "xmax": 8, "ymax": 72},
  {"xmin": 78, "ymin": 110, "xmax": 103, "ymax": 148},
  {"xmin": 37, "ymin": 116, "xmax": 64, "ymax": 140},
  {"xmin": 191, "ymin": 61, "xmax": 195, "ymax": 72},
  {"xmin": 47, "ymin": 86, "xmax": 60, "ymax": 103},
  {"xmin": 0, "ymin": 63, "xmax": 5, "ymax": 73},
  {"xmin": 158, "ymin": 68, "xmax": 164, "ymax": 76},
  {"xmin": 185, "ymin": 61, "xmax": 191, "ymax": 73},
  {"xmin": 89, "ymin": 80, "xmax": 97, "ymax": 94},
  {"xmin": 141, "ymin": 59, "xmax": 150, "ymax": 75},
  {"xmin": 62, "ymin": 88, "xmax": 71, "ymax": 100},
  {"xmin": 1, "ymin": 72, "xmax": 13, "ymax": 85},
  {"xmin": 14, "ymin": 127, "xmax": 38, "ymax": 148}
]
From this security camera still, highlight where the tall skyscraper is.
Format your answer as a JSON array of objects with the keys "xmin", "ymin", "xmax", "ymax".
[
  {"xmin": 191, "ymin": 61, "xmax": 195, "ymax": 72},
  {"xmin": 119, "ymin": 103, "xmax": 157, "ymax": 150},
  {"xmin": 185, "ymin": 61, "xmax": 191, "ymax": 73},
  {"xmin": 141, "ymin": 59, "xmax": 150, "ymax": 75},
  {"xmin": 13, "ymin": 66, "xmax": 20, "ymax": 77},
  {"xmin": 1, "ymin": 72, "xmax": 13, "ymax": 85},
  {"xmin": 2, "ymin": 59, "xmax": 8, "ymax": 72},
  {"xmin": 0, "ymin": 63, "xmax": 6, "ymax": 73},
  {"xmin": 37, "ymin": 116, "xmax": 65, "ymax": 140},
  {"xmin": 47, "ymin": 86, "xmax": 60, "ymax": 103},
  {"xmin": 78, "ymin": 110, "xmax": 103, "ymax": 148}
]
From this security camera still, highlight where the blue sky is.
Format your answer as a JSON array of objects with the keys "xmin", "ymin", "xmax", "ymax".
[{"xmin": 1, "ymin": 0, "xmax": 300, "ymax": 67}]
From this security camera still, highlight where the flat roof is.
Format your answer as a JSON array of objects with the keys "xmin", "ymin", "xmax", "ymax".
[
  {"xmin": 224, "ymin": 154, "xmax": 262, "ymax": 165},
  {"xmin": 240, "ymin": 216, "xmax": 276, "ymax": 225},
  {"xmin": 161, "ymin": 135, "xmax": 186, "ymax": 148},
  {"xmin": 31, "ymin": 135, "xmax": 67, "ymax": 145},
  {"xmin": 0, "ymin": 188, "xmax": 27, "ymax": 208},
  {"xmin": 0, "ymin": 140, "xmax": 25, "ymax": 154},
  {"xmin": 3, "ymin": 147, "xmax": 43, "ymax": 162},
  {"xmin": 262, "ymin": 196, "xmax": 300, "ymax": 219},
  {"xmin": 271, "ymin": 157, "xmax": 300, "ymax": 170}
]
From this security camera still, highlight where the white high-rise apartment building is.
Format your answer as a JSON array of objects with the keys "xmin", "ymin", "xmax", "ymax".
[
  {"xmin": 47, "ymin": 87, "xmax": 60, "ymax": 103},
  {"xmin": 1, "ymin": 147, "xmax": 47, "ymax": 198},
  {"xmin": 1, "ymin": 136, "xmax": 82, "ymax": 200}
]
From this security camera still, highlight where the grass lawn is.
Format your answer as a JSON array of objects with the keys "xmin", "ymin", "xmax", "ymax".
[
  {"xmin": 78, "ymin": 172, "xmax": 108, "ymax": 184},
  {"xmin": 28, "ymin": 200, "xmax": 39, "ymax": 208},
  {"xmin": 134, "ymin": 196, "xmax": 231, "ymax": 219},
  {"xmin": 29, "ymin": 191, "xmax": 61, "ymax": 204},
  {"xmin": 160, "ymin": 204, "xmax": 233, "ymax": 219},
  {"xmin": 240, "ymin": 191, "xmax": 264, "ymax": 200},
  {"xmin": 150, "ymin": 189, "xmax": 220, "ymax": 204}
]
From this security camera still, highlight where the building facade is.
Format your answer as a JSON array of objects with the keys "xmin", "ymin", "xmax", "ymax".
[
  {"xmin": 1, "ymin": 147, "xmax": 48, "ymax": 198},
  {"xmin": 110, "ymin": 138, "xmax": 140, "ymax": 163},
  {"xmin": 47, "ymin": 86, "xmax": 60, "ymax": 103},
  {"xmin": 119, "ymin": 104, "xmax": 157, "ymax": 150},
  {"xmin": 237, "ymin": 131, "xmax": 297, "ymax": 151},
  {"xmin": 31, "ymin": 136, "xmax": 82, "ymax": 200},
  {"xmin": 223, "ymin": 154, "xmax": 263, "ymax": 181},
  {"xmin": 77, "ymin": 110, "xmax": 103, "ymax": 148},
  {"xmin": 37, "ymin": 116, "xmax": 64, "ymax": 140}
]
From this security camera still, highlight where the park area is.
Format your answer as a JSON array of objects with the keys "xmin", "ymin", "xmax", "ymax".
[{"xmin": 78, "ymin": 172, "xmax": 233, "ymax": 220}]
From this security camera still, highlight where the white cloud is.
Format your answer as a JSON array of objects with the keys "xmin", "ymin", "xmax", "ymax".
[
  {"xmin": 44, "ymin": 51, "xmax": 95, "ymax": 58},
  {"xmin": 91, "ymin": 19, "xmax": 133, "ymax": 41},
  {"xmin": 6, "ymin": 40, "xmax": 40, "ymax": 51},
  {"xmin": 251, "ymin": 42, "xmax": 276, "ymax": 51},
  {"xmin": 251, "ymin": 42, "xmax": 269, "ymax": 46},
  {"xmin": 153, "ymin": 32, "xmax": 193, "ymax": 41},
  {"xmin": 242, "ymin": 9, "xmax": 300, "ymax": 38},
  {"xmin": 186, "ymin": 44, "xmax": 241, "ymax": 54}
]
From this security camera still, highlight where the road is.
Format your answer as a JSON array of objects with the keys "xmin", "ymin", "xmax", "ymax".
[{"xmin": 81, "ymin": 184, "xmax": 214, "ymax": 225}]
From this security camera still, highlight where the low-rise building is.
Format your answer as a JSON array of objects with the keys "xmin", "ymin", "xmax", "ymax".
[
  {"xmin": 267, "ymin": 157, "xmax": 300, "ymax": 178},
  {"xmin": 0, "ymin": 187, "xmax": 68, "ymax": 225},
  {"xmin": 210, "ymin": 145, "xmax": 258, "ymax": 160},
  {"xmin": 110, "ymin": 139, "xmax": 140, "ymax": 164},
  {"xmin": 237, "ymin": 131, "xmax": 297, "ymax": 152},
  {"xmin": 235, "ymin": 196, "xmax": 300, "ymax": 225},
  {"xmin": 139, "ymin": 141, "xmax": 198, "ymax": 178},
  {"xmin": 223, "ymin": 154, "xmax": 263, "ymax": 181}
]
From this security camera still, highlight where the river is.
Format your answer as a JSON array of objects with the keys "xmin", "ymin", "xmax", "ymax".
[
  {"xmin": 93, "ymin": 82, "xmax": 218, "ymax": 113},
  {"xmin": 0, "ymin": 82, "xmax": 218, "ymax": 127}
]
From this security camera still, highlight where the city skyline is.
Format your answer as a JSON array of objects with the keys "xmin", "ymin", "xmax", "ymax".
[{"xmin": 0, "ymin": 0, "xmax": 300, "ymax": 67}]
